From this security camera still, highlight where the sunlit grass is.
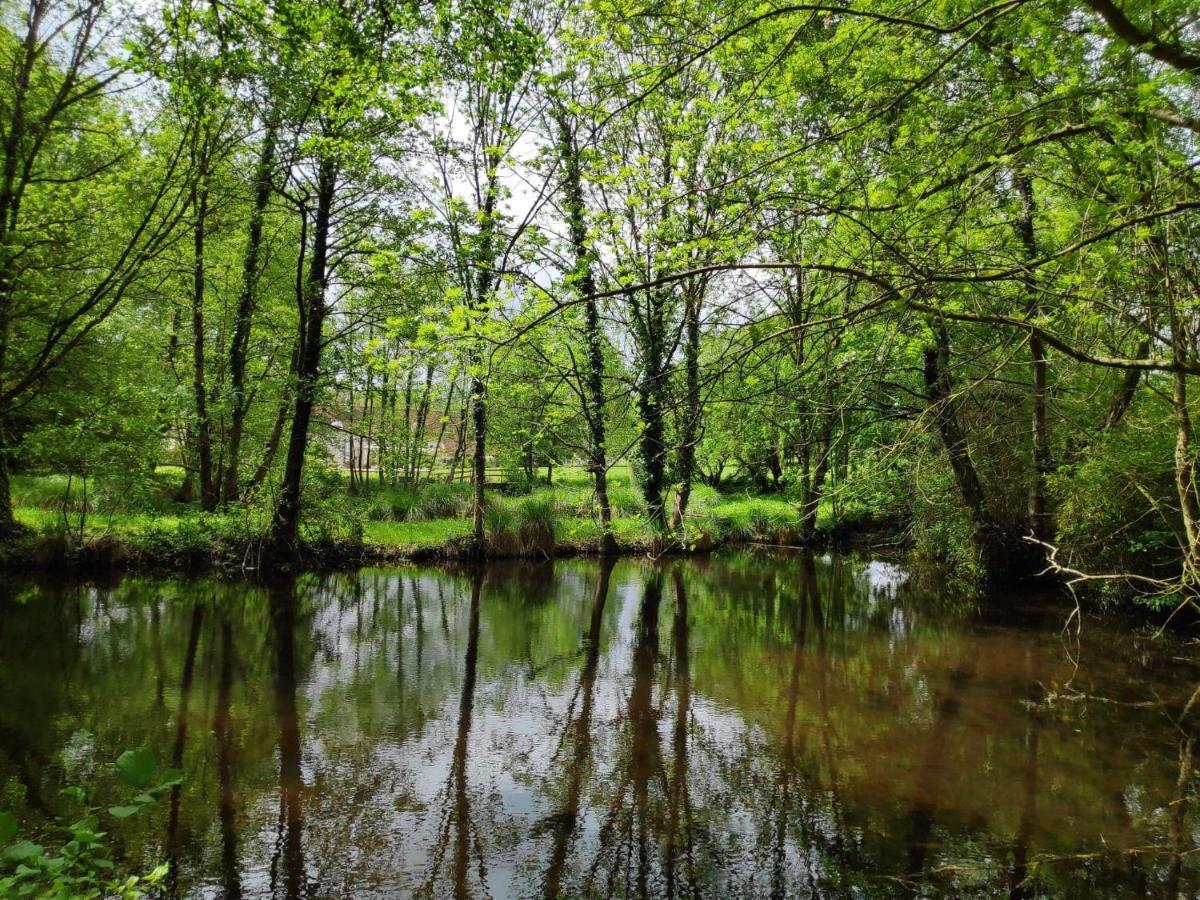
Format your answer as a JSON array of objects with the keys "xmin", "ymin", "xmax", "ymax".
[{"xmin": 9, "ymin": 462, "xmax": 833, "ymax": 562}]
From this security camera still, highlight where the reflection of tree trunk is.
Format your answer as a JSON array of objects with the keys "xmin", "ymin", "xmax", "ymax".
[
  {"xmin": 772, "ymin": 565, "xmax": 810, "ymax": 899},
  {"xmin": 1008, "ymin": 650, "xmax": 1040, "ymax": 900},
  {"xmin": 665, "ymin": 570, "xmax": 693, "ymax": 898},
  {"xmin": 167, "ymin": 604, "xmax": 204, "ymax": 898},
  {"xmin": 905, "ymin": 655, "xmax": 976, "ymax": 878},
  {"xmin": 452, "ymin": 571, "xmax": 483, "ymax": 899},
  {"xmin": 630, "ymin": 574, "xmax": 663, "ymax": 898},
  {"xmin": 151, "ymin": 599, "xmax": 165, "ymax": 708},
  {"xmin": 214, "ymin": 617, "xmax": 242, "ymax": 899},
  {"xmin": 543, "ymin": 559, "xmax": 613, "ymax": 898},
  {"xmin": 269, "ymin": 579, "xmax": 305, "ymax": 900},
  {"xmin": 0, "ymin": 721, "xmax": 50, "ymax": 814},
  {"xmin": 1167, "ymin": 736, "xmax": 1195, "ymax": 898}
]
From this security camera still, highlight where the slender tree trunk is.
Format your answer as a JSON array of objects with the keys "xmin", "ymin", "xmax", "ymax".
[
  {"xmin": 924, "ymin": 323, "xmax": 1000, "ymax": 573},
  {"xmin": 1103, "ymin": 339, "xmax": 1147, "ymax": 431},
  {"xmin": 1163, "ymin": 248, "xmax": 1200, "ymax": 583},
  {"xmin": 223, "ymin": 121, "xmax": 278, "ymax": 503},
  {"xmin": 363, "ymin": 367, "xmax": 376, "ymax": 486},
  {"xmin": 271, "ymin": 156, "xmax": 336, "ymax": 555},
  {"xmin": 673, "ymin": 288, "xmax": 701, "ymax": 531},
  {"xmin": 450, "ymin": 389, "xmax": 469, "ymax": 484},
  {"xmin": 556, "ymin": 106, "xmax": 614, "ymax": 550},
  {"xmin": 1015, "ymin": 169, "xmax": 1051, "ymax": 543},
  {"xmin": 401, "ymin": 363, "xmax": 414, "ymax": 483},
  {"xmin": 247, "ymin": 392, "xmax": 290, "ymax": 493},
  {"xmin": 637, "ymin": 290, "xmax": 669, "ymax": 534},
  {"xmin": 428, "ymin": 373, "xmax": 457, "ymax": 485},
  {"xmin": 0, "ymin": 282, "xmax": 12, "ymax": 535},
  {"xmin": 471, "ymin": 364, "xmax": 487, "ymax": 542},
  {"xmin": 467, "ymin": 154, "xmax": 500, "ymax": 548},
  {"xmin": 412, "ymin": 362, "xmax": 434, "ymax": 483},
  {"xmin": 0, "ymin": 5, "xmax": 43, "ymax": 539},
  {"xmin": 800, "ymin": 417, "xmax": 835, "ymax": 540},
  {"xmin": 190, "ymin": 165, "xmax": 217, "ymax": 512}
]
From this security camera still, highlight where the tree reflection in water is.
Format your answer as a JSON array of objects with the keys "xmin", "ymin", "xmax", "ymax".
[
  {"xmin": 269, "ymin": 577, "xmax": 307, "ymax": 900},
  {"xmin": 1, "ymin": 555, "xmax": 1199, "ymax": 898}
]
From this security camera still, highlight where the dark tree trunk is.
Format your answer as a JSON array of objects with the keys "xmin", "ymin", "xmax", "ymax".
[
  {"xmin": 556, "ymin": 106, "xmax": 615, "ymax": 550},
  {"xmin": 800, "ymin": 416, "xmax": 836, "ymax": 540},
  {"xmin": 923, "ymin": 323, "xmax": 1002, "ymax": 573},
  {"xmin": 412, "ymin": 362, "xmax": 434, "ymax": 483},
  {"xmin": 428, "ymin": 373, "xmax": 457, "ymax": 485},
  {"xmin": 247, "ymin": 392, "xmax": 289, "ymax": 494},
  {"xmin": 190, "ymin": 168, "xmax": 217, "ymax": 512},
  {"xmin": 270, "ymin": 156, "xmax": 336, "ymax": 556},
  {"xmin": 401, "ymin": 363, "xmax": 414, "ymax": 483},
  {"xmin": 0, "ymin": 428, "xmax": 14, "ymax": 538},
  {"xmin": 636, "ymin": 290, "xmax": 669, "ymax": 534},
  {"xmin": 223, "ymin": 121, "xmax": 278, "ymax": 503},
  {"xmin": 1015, "ymin": 169, "xmax": 1051, "ymax": 543},
  {"xmin": 673, "ymin": 288, "xmax": 701, "ymax": 532},
  {"xmin": 269, "ymin": 579, "xmax": 305, "ymax": 900},
  {"xmin": 470, "ymin": 363, "xmax": 487, "ymax": 543},
  {"xmin": 1103, "ymin": 338, "xmax": 1148, "ymax": 431}
]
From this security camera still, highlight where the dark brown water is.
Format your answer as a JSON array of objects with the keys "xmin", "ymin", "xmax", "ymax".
[{"xmin": 1, "ymin": 553, "xmax": 1198, "ymax": 898}]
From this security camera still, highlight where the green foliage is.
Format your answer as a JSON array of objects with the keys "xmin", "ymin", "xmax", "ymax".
[
  {"xmin": 0, "ymin": 748, "xmax": 177, "ymax": 899},
  {"xmin": 1053, "ymin": 404, "xmax": 1181, "ymax": 588}
]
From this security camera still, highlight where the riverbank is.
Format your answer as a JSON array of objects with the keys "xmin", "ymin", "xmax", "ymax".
[
  {"xmin": 0, "ymin": 509, "xmax": 908, "ymax": 575},
  {"xmin": 2, "ymin": 469, "xmax": 907, "ymax": 574}
]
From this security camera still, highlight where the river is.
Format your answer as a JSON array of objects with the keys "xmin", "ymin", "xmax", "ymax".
[{"xmin": 0, "ymin": 552, "xmax": 1196, "ymax": 897}]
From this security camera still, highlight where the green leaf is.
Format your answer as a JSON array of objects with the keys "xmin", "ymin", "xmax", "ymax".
[
  {"xmin": 107, "ymin": 806, "xmax": 141, "ymax": 819},
  {"xmin": 115, "ymin": 746, "xmax": 156, "ymax": 789},
  {"xmin": 0, "ymin": 811, "xmax": 15, "ymax": 845},
  {"xmin": 2, "ymin": 841, "xmax": 42, "ymax": 864}
]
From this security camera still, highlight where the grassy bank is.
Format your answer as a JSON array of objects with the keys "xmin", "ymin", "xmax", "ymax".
[{"xmin": 2, "ymin": 466, "xmax": 903, "ymax": 572}]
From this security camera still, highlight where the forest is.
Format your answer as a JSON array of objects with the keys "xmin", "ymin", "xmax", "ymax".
[{"xmin": 1, "ymin": 0, "xmax": 1199, "ymax": 601}]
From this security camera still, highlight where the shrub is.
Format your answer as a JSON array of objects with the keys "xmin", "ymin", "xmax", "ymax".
[{"xmin": 1052, "ymin": 405, "xmax": 1179, "ymax": 593}]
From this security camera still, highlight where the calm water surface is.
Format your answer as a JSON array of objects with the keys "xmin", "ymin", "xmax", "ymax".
[{"xmin": 1, "ymin": 553, "xmax": 1198, "ymax": 898}]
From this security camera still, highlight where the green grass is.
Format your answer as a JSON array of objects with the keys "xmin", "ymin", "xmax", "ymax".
[
  {"xmin": 363, "ymin": 518, "xmax": 473, "ymax": 552},
  {"xmin": 7, "ymin": 462, "xmax": 857, "ymax": 566}
]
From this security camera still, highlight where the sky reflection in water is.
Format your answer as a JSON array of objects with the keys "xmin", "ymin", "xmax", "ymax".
[{"xmin": 1, "ymin": 553, "xmax": 1198, "ymax": 898}]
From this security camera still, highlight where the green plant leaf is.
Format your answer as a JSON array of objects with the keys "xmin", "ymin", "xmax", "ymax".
[
  {"xmin": 2, "ymin": 840, "xmax": 42, "ymax": 864},
  {"xmin": 115, "ymin": 746, "xmax": 156, "ymax": 789},
  {"xmin": 0, "ymin": 811, "xmax": 15, "ymax": 844},
  {"xmin": 107, "ymin": 806, "xmax": 140, "ymax": 819}
]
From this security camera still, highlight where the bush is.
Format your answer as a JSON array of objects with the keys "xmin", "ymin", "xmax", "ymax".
[
  {"xmin": 910, "ymin": 461, "xmax": 982, "ymax": 581},
  {"xmin": 483, "ymin": 495, "xmax": 556, "ymax": 556},
  {"xmin": 1052, "ymin": 405, "xmax": 1180, "ymax": 592}
]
